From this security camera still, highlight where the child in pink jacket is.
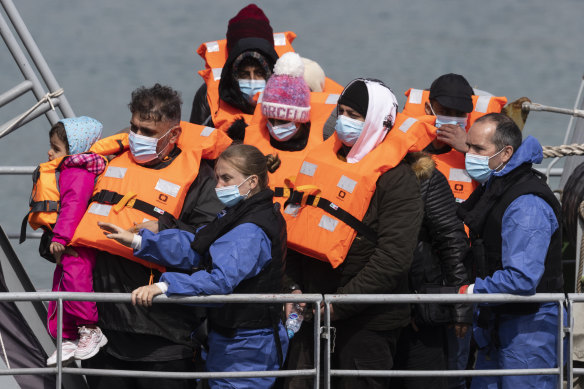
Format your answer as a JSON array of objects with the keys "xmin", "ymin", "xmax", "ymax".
[{"xmin": 45, "ymin": 117, "xmax": 107, "ymax": 366}]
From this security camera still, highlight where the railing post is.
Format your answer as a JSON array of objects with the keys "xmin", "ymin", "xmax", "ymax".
[
  {"xmin": 313, "ymin": 296, "xmax": 321, "ymax": 389},
  {"xmin": 559, "ymin": 298, "xmax": 565, "ymax": 388},
  {"xmin": 323, "ymin": 298, "xmax": 331, "ymax": 389},
  {"xmin": 568, "ymin": 298, "xmax": 575, "ymax": 389},
  {"xmin": 56, "ymin": 297, "xmax": 63, "ymax": 389}
]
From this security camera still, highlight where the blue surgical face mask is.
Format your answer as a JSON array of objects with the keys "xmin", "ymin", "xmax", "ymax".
[
  {"xmin": 465, "ymin": 148, "xmax": 505, "ymax": 183},
  {"xmin": 238, "ymin": 79, "xmax": 266, "ymax": 102},
  {"xmin": 215, "ymin": 176, "xmax": 252, "ymax": 207},
  {"xmin": 429, "ymin": 104, "xmax": 468, "ymax": 129},
  {"xmin": 129, "ymin": 128, "xmax": 172, "ymax": 164},
  {"xmin": 267, "ymin": 120, "xmax": 299, "ymax": 142},
  {"xmin": 335, "ymin": 115, "xmax": 365, "ymax": 146}
]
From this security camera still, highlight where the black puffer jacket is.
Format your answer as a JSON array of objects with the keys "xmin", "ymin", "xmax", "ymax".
[
  {"xmin": 189, "ymin": 37, "xmax": 278, "ymax": 127},
  {"xmin": 407, "ymin": 153, "xmax": 472, "ymax": 324}
]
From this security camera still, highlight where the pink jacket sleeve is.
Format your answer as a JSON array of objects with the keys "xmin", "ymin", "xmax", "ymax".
[{"xmin": 51, "ymin": 166, "xmax": 97, "ymax": 246}]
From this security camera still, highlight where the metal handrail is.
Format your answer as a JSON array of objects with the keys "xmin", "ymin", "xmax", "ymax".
[
  {"xmin": 0, "ymin": 291, "xmax": 573, "ymax": 389},
  {"xmin": 0, "ymin": 0, "xmax": 74, "ymax": 138}
]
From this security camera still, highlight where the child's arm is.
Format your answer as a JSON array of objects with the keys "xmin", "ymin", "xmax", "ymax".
[{"xmin": 51, "ymin": 167, "xmax": 97, "ymax": 246}]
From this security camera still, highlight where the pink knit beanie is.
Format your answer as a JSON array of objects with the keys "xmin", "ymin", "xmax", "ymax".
[{"xmin": 261, "ymin": 52, "xmax": 311, "ymax": 123}]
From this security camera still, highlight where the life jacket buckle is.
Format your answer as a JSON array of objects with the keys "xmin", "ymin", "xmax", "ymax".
[{"xmin": 112, "ymin": 192, "xmax": 137, "ymax": 214}]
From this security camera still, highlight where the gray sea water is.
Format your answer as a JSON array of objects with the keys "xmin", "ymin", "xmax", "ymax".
[{"xmin": 1, "ymin": 0, "xmax": 584, "ymax": 291}]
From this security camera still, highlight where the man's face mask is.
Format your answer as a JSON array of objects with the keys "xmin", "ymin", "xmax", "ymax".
[
  {"xmin": 429, "ymin": 104, "xmax": 468, "ymax": 129},
  {"xmin": 465, "ymin": 147, "xmax": 506, "ymax": 183},
  {"xmin": 129, "ymin": 127, "xmax": 173, "ymax": 164}
]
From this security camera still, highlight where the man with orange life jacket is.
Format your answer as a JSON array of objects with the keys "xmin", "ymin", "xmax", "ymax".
[
  {"xmin": 401, "ymin": 74, "xmax": 477, "ymax": 389},
  {"xmin": 242, "ymin": 52, "xmax": 336, "ymax": 190},
  {"xmin": 76, "ymin": 84, "xmax": 227, "ymax": 389},
  {"xmin": 402, "ymin": 73, "xmax": 507, "ymax": 204},
  {"xmin": 282, "ymin": 79, "xmax": 436, "ymax": 389},
  {"xmin": 189, "ymin": 4, "xmax": 279, "ymax": 136}
]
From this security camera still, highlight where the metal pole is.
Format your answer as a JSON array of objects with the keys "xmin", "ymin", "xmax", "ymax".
[
  {"xmin": 523, "ymin": 102, "xmax": 584, "ymax": 119},
  {"xmin": 0, "ymin": 80, "xmax": 33, "ymax": 108},
  {"xmin": 323, "ymin": 300, "xmax": 331, "ymax": 389},
  {"xmin": 0, "ymin": 11, "xmax": 60, "ymax": 124},
  {"xmin": 1, "ymin": 0, "xmax": 75, "ymax": 118},
  {"xmin": 56, "ymin": 298, "xmax": 62, "ymax": 389},
  {"xmin": 568, "ymin": 299, "xmax": 574, "ymax": 389},
  {"xmin": 314, "ymin": 297, "xmax": 321, "ymax": 389},
  {"xmin": 0, "ymin": 98, "xmax": 63, "ymax": 139},
  {"xmin": 545, "ymin": 75, "xmax": 584, "ymax": 179},
  {"xmin": 559, "ymin": 300, "xmax": 564, "ymax": 388}
]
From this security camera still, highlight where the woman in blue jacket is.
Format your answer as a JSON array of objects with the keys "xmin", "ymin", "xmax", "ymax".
[{"xmin": 99, "ymin": 144, "xmax": 288, "ymax": 389}]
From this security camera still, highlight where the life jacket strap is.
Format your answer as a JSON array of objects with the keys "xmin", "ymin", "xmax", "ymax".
[
  {"xmin": 20, "ymin": 200, "xmax": 60, "ymax": 244},
  {"xmin": 274, "ymin": 187, "xmax": 378, "ymax": 244},
  {"xmin": 91, "ymin": 190, "xmax": 166, "ymax": 219}
]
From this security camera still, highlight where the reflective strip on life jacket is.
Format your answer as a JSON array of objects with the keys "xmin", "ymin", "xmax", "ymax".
[
  {"xmin": 432, "ymin": 149, "xmax": 478, "ymax": 203},
  {"xmin": 243, "ymin": 92, "xmax": 338, "ymax": 191},
  {"xmin": 283, "ymin": 113, "xmax": 437, "ymax": 268},
  {"xmin": 71, "ymin": 124, "xmax": 220, "ymax": 272},
  {"xmin": 197, "ymin": 31, "xmax": 297, "ymax": 70},
  {"xmin": 402, "ymin": 88, "xmax": 507, "ymax": 129},
  {"xmin": 22, "ymin": 134, "xmax": 130, "ymax": 243}
]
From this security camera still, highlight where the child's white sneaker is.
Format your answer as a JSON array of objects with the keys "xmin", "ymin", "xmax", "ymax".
[
  {"xmin": 46, "ymin": 339, "xmax": 78, "ymax": 366},
  {"xmin": 74, "ymin": 326, "xmax": 108, "ymax": 360}
]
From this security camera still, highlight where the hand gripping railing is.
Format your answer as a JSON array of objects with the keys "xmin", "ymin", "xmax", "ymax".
[
  {"xmin": 0, "ymin": 0, "xmax": 75, "ymax": 139},
  {"xmin": 0, "ymin": 292, "xmax": 323, "ymax": 389}
]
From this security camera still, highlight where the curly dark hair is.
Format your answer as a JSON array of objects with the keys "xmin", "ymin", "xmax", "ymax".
[{"xmin": 128, "ymin": 83, "xmax": 182, "ymax": 123}]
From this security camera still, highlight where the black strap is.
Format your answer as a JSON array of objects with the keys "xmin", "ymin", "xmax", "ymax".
[
  {"xmin": 274, "ymin": 187, "xmax": 378, "ymax": 244},
  {"xmin": 19, "ymin": 200, "xmax": 60, "ymax": 244},
  {"xmin": 91, "ymin": 190, "xmax": 166, "ymax": 219},
  {"xmin": 19, "ymin": 212, "xmax": 30, "ymax": 244}
]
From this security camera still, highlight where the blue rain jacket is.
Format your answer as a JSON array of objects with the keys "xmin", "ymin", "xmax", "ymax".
[
  {"xmin": 471, "ymin": 136, "xmax": 564, "ymax": 389},
  {"xmin": 134, "ymin": 223, "xmax": 289, "ymax": 389}
]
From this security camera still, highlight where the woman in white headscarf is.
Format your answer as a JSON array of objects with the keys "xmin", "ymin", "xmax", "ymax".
[{"xmin": 283, "ymin": 78, "xmax": 434, "ymax": 389}]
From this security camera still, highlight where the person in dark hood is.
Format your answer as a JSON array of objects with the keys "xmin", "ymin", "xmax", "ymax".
[{"xmin": 189, "ymin": 4, "xmax": 278, "ymax": 135}]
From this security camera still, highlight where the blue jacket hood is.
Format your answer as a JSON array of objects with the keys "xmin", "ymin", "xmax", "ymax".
[{"xmin": 493, "ymin": 135, "xmax": 543, "ymax": 178}]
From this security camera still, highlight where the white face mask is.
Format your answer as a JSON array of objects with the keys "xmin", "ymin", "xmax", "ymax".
[
  {"xmin": 429, "ymin": 104, "xmax": 468, "ymax": 129},
  {"xmin": 128, "ymin": 128, "xmax": 172, "ymax": 164},
  {"xmin": 214, "ymin": 176, "xmax": 253, "ymax": 207},
  {"xmin": 267, "ymin": 120, "xmax": 299, "ymax": 141}
]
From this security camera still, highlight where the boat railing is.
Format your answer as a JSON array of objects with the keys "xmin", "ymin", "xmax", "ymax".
[
  {"xmin": 0, "ymin": 291, "xmax": 575, "ymax": 389},
  {"xmin": 0, "ymin": 0, "xmax": 74, "ymax": 139}
]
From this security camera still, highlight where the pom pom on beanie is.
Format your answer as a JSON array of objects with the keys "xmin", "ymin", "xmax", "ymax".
[{"xmin": 261, "ymin": 53, "xmax": 311, "ymax": 123}]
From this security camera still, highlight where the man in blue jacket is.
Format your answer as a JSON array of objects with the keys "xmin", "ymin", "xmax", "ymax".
[{"xmin": 457, "ymin": 113, "xmax": 564, "ymax": 389}]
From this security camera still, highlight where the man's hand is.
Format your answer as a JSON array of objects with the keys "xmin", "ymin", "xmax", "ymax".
[
  {"xmin": 436, "ymin": 124, "xmax": 469, "ymax": 153},
  {"xmin": 129, "ymin": 220, "xmax": 158, "ymax": 234},
  {"xmin": 285, "ymin": 289, "xmax": 304, "ymax": 318},
  {"xmin": 98, "ymin": 222, "xmax": 135, "ymax": 247},
  {"xmin": 131, "ymin": 284, "xmax": 164, "ymax": 307}
]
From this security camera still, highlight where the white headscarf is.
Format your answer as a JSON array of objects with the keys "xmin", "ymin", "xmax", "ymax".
[{"xmin": 345, "ymin": 79, "xmax": 398, "ymax": 163}]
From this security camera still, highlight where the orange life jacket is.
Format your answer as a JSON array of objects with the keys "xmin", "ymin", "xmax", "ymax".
[
  {"xmin": 282, "ymin": 113, "xmax": 437, "ymax": 268},
  {"xmin": 243, "ymin": 92, "xmax": 338, "ymax": 190},
  {"xmin": 198, "ymin": 31, "xmax": 343, "ymax": 132},
  {"xmin": 71, "ymin": 124, "xmax": 229, "ymax": 272},
  {"xmin": 432, "ymin": 150, "xmax": 478, "ymax": 203},
  {"xmin": 402, "ymin": 88, "xmax": 506, "ymax": 202},
  {"xmin": 402, "ymin": 88, "xmax": 507, "ymax": 129},
  {"xmin": 21, "ymin": 133, "xmax": 129, "ymax": 243}
]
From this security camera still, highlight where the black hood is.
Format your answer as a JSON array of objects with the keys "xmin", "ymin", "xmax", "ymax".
[{"xmin": 219, "ymin": 37, "xmax": 279, "ymax": 114}]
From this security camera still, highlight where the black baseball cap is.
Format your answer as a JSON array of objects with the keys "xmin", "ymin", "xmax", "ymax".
[{"xmin": 429, "ymin": 73, "xmax": 474, "ymax": 114}]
